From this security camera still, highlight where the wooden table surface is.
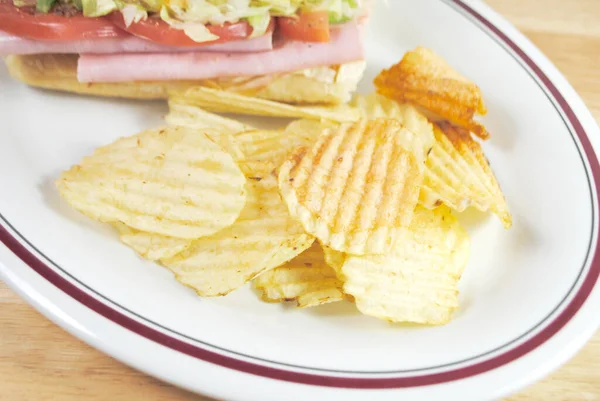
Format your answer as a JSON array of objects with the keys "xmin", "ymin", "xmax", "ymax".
[{"xmin": 2, "ymin": 0, "xmax": 600, "ymax": 400}]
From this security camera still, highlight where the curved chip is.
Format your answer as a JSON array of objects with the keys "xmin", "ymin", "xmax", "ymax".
[
  {"xmin": 321, "ymin": 245, "xmax": 345, "ymax": 275},
  {"xmin": 233, "ymin": 119, "xmax": 329, "ymax": 176},
  {"xmin": 352, "ymin": 93, "xmax": 436, "ymax": 164},
  {"xmin": 56, "ymin": 126, "xmax": 247, "ymax": 239},
  {"xmin": 278, "ymin": 118, "xmax": 422, "ymax": 256},
  {"xmin": 337, "ymin": 206, "xmax": 471, "ymax": 325},
  {"xmin": 374, "ymin": 47, "xmax": 489, "ymax": 140},
  {"xmin": 165, "ymin": 101, "xmax": 249, "ymax": 162},
  {"xmin": 113, "ymin": 223, "xmax": 191, "ymax": 261},
  {"xmin": 166, "ymin": 99, "xmax": 255, "ymax": 134},
  {"xmin": 161, "ymin": 175, "xmax": 314, "ymax": 297},
  {"xmin": 255, "ymin": 61, "xmax": 367, "ymax": 105},
  {"xmin": 254, "ymin": 243, "xmax": 345, "ymax": 308},
  {"xmin": 174, "ymin": 86, "xmax": 360, "ymax": 123},
  {"xmin": 421, "ymin": 122, "xmax": 512, "ymax": 228}
]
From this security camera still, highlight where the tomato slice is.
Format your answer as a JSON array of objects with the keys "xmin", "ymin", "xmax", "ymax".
[
  {"xmin": 278, "ymin": 11, "xmax": 330, "ymax": 43},
  {"xmin": 0, "ymin": 1, "xmax": 124, "ymax": 40},
  {"xmin": 108, "ymin": 13, "xmax": 273, "ymax": 47}
]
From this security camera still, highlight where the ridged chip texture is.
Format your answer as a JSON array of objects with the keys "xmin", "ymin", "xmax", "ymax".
[
  {"xmin": 322, "ymin": 244, "xmax": 346, "ymax": 276},
  {"xmin": 352, "ymin": 93, "xmax": 436, "ymax": 164},
  {"xmin": 161, "ymin": 176, "xmax": 315, "ymax": 297},
  {"xmin": 165, "ymin": 101, "xmax": 251, "ymax": 163},
  {"xmin": 176, "ymin": 86, "xmax": 360, "ymax": 123},
  {"xmin": 278, "ymin": 118, "xmax": 422, "ymax": 256},
  {"xmin": 254, "ymin": 243, "xmax": 345, "ymax": 308},
  {"xmin": 374, "ymin": 47, "xmax": 489, "ymax": 140},
  {"xmin": 421, "ymin": 122, "xmax": 512, "ymax": 228},
  {"xmin": 56, "ymin": 126, "xmax": 247, "ymax": 239},
  {"xmin": 338, "ymin": 206, "xmax": 471, "ymax": 325},
  {"xmin": 166, "ymin": 99, "xmax": 255, "ymax": 134},
  {"xmin": 233, "ymin": 119, "xmax": 329, "ymax": 176},
  {"xmin": 255, "ymin": 61, "xmax": 367, "ymax": 105},
  {"xmin": 113, "ymin": 223, "xmax": 191, "ymax": 261}
]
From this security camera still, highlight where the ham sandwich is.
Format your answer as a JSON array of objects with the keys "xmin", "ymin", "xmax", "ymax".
[{"xmin": 2, "ymin": 0, "xmax": 370, "ymax": 103}]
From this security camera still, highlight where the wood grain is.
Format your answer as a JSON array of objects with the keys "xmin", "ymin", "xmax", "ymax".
[{"xmin": 1, "ymin": 0, "xmax": 600, "ymax": 400}]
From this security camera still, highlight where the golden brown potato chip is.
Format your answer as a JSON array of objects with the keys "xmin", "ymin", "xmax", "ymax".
[
  {"xmin": 173, "ymin": 87, "xmax": 360, "ymax": 123},
  {"xmin": 278, "ymin": 118, "xmax": 422, "ymax": 255},
  {"xmin": 421, "ymin": 122, "xmax": 512, "ymax": 228},
  {"xmin": 254, "ymin": 243, "xmax": 345, "ymax": 308},
  {"xmin": 113, "ymin": 223, "xmax": 191, "ymax": 261},
  {"xmin": 56, "ymin": 126, "xmax": 247, "ymax": 239},
  {"xmin": 374, "ymin": 47, "xmax": 489, "ymax": 140},
  {"xmin": 161, "ymin": 175, "xmax": 314, "ymax": 297},
  {"xmin": 337, "ymin": 206, "xmax": 471, "ymax": 325}
]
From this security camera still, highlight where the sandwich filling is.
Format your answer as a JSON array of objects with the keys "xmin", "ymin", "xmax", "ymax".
[{"xmin": 1, "ymin": 0, "xmax": 368, "ymax": 85}]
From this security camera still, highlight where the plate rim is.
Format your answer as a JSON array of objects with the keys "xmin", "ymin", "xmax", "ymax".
[{"xmin": 1, "ymin": 0, "xmax": 599, "ymax": 398}]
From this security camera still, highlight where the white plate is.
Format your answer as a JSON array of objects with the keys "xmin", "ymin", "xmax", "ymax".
[{"xmin": 1, "ymin": 1, "xmax": 600, "ymax": 400}]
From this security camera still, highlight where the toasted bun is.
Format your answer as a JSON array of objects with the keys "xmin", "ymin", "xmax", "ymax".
[
  {"xmin": 5, "ymin": 54, "xmax": 196, "ymax": 100},
  {"xmin": 5, "ymin": 54, "xmax": 365, "ymax": 104}
]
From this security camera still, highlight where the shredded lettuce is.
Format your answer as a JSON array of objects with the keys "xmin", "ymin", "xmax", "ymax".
[
  {"xmin": 36, "ymin": 0, "xmax": 56, "ymax": 12},
  {"xmin": 21, "ymin": 0, "xmax": 362, "ymax": 44},
  {"xmin": 12, "ymin": 0, "xmax": 33, "ymax": 6},
  {"xmin": 155, "ymin": 0, "xmax": 361, "ymax": 27},
  {"xmin": 114, "ymin": 0, "xmax": 160, "ymax": 11},
  {"xmin": 254, "ymin": 0, "xmax": 298, "ymax": 16},
  {"xmin": 155, "ymin": 0, "xmax": 361, "ymax": 42},
  {"xmin": 21, "ymin": 0, "xmax": 362, "ymax": 22},
  {"xmin": 160, "ymin": 6, "xmax": 220, "ymax": 43},
  {"xmin": 81, "ymin": 0, "xmax": 118, "ymax": 17},
  {"xmin": 136, "ymin": 0, "xmax": 161, "ymax": 12},
  {"xmin": 119, "ymin": 3, "xmax": 148, "ymax": 26},
  {"xmin": 247, "ymin": 13, "xmax": 272, "ymax": 38},
  {"xmin": 313, "ymin": 0, "xmax": 359, "ymax": 23}
]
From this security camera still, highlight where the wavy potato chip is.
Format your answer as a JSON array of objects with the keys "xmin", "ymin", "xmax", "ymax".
[
  {"xmin": 374, "ymin": 47, "xmax": 489, "ymax": 140},
  {"xmin": 321, "ymin": 244, "xmax": 345, "ymax": 276},
  {"xmin": 165, "ymin": 101, "xmax": 329, "ymax": 177},
  {"xmin": 337, "ymin": 206, "xmax": 470, "ymax": 325},
  {"xmin": 256, "ymin": 61, "xmax": 367, "ymax": 105},
  {"xmin": 279, "ymin": 118, "xmax": 422, "ymax": 255},
  {"xmin": 254, "ymin": 243, "xmax": 345, "ymax": 308},
  {"xmin": 174, "ymin": 86, "xmax": 360, "ymax": 123},
  {"xmin": 165, "ymin": 100, "xmax": 250, "ymax": 162},
  {"xmin": 166, "ymin": 99, "xmax": 255, "ymax": 134},
  {"xmin": 56, "ymin": 126, "xmax": 247, "ymax": 239},
  {"xmin": 421, "ymin": 122, "xmax": 512, "ymax": 228},
  {"xmin": 113, "ymin": 223, "xmax": 191, "ymax": 261},
  {"xmin": 233, "ymin": 119, "xmax": 328, "ymax": 176},
  {"xmin": 351, "ymin": 93, "xmax": 435, "ymax": 164},
  {"xmin": 161, "ymin": 175, "xmax": 314, "ymax": 297}
]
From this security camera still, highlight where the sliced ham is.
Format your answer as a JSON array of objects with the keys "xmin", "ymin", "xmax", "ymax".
[
  {"xmin": 77, "ymin": 23, "xmax": 363, "ymax": 83},
  {"xmin": 0, "ymin": 29, "xmax": 273, "ymax": 56}
]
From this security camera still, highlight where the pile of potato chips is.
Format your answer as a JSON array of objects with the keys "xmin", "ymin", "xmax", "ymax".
[{"xmin": 57, "ymin": 47, "xmax": 511, "ymax": 325}]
